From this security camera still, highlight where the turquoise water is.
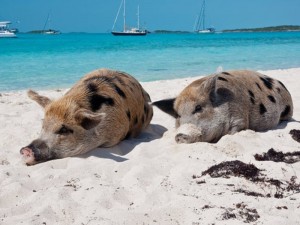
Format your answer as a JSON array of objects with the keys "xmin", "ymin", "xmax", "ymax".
[{"xmin": 0, "ymin": 32, "xmax": 300, "ymax": 91}]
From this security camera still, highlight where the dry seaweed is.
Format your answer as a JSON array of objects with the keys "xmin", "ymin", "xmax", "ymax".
[
  {"xmin": 234, "ymin": 189, "xmax": 266, "ymax": 197},
  {"xmin": 290, "ymin": 129, "xmax": 300, "ymax": 143},
  {"xmin": 221, "ymin": 203, "xmax": 260, "ymax": 223},
  {"xmin": 201, "ymin": 160, "xmax": 260, "ymax": 180},
  {"xmin": 199, "ymin": 160, "xmax": 300, "ymax": 198},
  {"xmin": 286, "ymin": 176, "xmax": 300, "ymax": 193},
  {"xmin": 254, "ymin": 148, "xmax": 300, "ymax": 164}
]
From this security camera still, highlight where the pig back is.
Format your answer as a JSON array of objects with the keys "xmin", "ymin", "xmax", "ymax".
[
  {"xmin": 215, "ymin": 70, "xmax": 293, "ymax": 131},
  {"xmin": 65, "ymin": 69, "xmax": 153, "ymax": 144}
]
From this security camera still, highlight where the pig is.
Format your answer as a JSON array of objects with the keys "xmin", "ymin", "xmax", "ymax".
[
  {"xmin": 20, "ymin": 69, "xmax": 153, "ymax": 165},
  {"xmin": 153, "ymin": 70, "xmax": 293, "ymax": 143}
]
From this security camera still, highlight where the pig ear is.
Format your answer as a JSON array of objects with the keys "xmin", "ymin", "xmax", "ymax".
[
  {"xmin": 202, "ymin": 76, "xmax": 217, "ymax": 93},
  {"xmin": 75, "ymin": 109, "xmax": 106, "ymax": 130},
  {"xmin": 152, "ymin": 98, "xmax": 178, "ymax": 118},
  {"xmin": 205, "ymin": 76, "xmax": 234, "ymax": 104},
  {"xmin": 203, "ymin": 76, "xmax": 217, "ymax": 103},
  {"xmin": 27, "ymin": 90, "xmax": 52, "ymax": 109}
]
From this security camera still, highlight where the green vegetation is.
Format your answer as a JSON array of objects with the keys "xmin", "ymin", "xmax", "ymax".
[
  {"xmin": 26, "ymin": 25, "xmax": 300, "ymax": 34},
  {"xmin": 222, "ymin": 25, "xmax": 300, "ymax": 33},
  {"xmin": 153, "ymin": 30, "xmax": 191, "ymax": 34},
  {"xmin": 27, "ymin": 29, "xmax": 60, "ymax": 34},
  {"xmin": 154, "ymin": 26, "xmax": 300, "ymax": 34},
  {"xmin": 27, "ymin": 30, "xmax": 46, "ymax": 34}
]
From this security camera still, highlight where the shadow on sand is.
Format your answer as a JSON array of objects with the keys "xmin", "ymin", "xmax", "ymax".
[
  {"xmin": 275, "ymin": 119, "xmax": 300, "ymax": 130},
  {"xmin": 80, "ymin": 124, "xmax": 167, "ymax": 162}
]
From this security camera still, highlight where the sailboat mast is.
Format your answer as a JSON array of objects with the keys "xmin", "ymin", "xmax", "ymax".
[
  {"xmin": 123, "ymin": 0, "xmax": 126, "ymax": 32},
  {"xmin": 43, "ymin": 13, "xmax": 50, "ymax": 31},
  {"xmin": 203, "ymin": 0, "xmax": 206, "ymax": 30},
  {"xmin": 111, "ymin": 0, "xmax": 147, "ymax": 35},
  {"xmin": 137, "ymin": 5, "xmax": 140, "ymax": 30}
]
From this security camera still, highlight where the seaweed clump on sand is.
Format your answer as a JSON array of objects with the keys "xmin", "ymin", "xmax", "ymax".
[
  {"xmin": 254, "ymin": 148, "xmax": 300, "ymax": 164},
  {"xmin": 199, "ymin": 160, "xmax": 300, "ymax": 198},
  {"xmin": 286, "ymin": 176, "xmax": 300, "ymax": 193},
  {"xmin": 234, "ymin": 189, "xmax": 266, "ymax": 197},
  {"xmin": 201, "ymin": 160, "xmax": 260, "ymax": 181},
  {"xmin": 290, "ymin": 129, "xmax": 300, "ymax": 143},
  {"xmin": 221, "ymin": 203, "xmax": 260, "ymax": 223}
]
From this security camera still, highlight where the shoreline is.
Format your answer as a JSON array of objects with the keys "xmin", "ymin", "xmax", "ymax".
[
  {"xmin": 0, "ymin": 67, "xmax": 300, "ymax": 224},
  {"xmin": 1, "ymin": 67, "xmax": 300, "ymax": 94}
]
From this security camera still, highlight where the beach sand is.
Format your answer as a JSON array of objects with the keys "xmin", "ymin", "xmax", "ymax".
[{"xmin": 1, "ymin": 68, "xmax": 300, "ymax": 225}]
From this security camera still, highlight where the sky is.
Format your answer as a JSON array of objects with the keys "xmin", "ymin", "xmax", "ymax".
[{"xmin": 0, "ymin": 0, "xmax": 299, "ymax": 33}]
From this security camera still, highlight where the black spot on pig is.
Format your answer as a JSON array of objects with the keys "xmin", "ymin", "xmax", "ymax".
[
  {"xmin": 248, "ymin": 90, "xmax": 255, "ymax": 104},
  {"xmin": 260, "ymin": 77, "xmax": 273, "ymax": 90},
  {"xmin": 222, "ymin": 72, "xmax": 232, "ymax": 76},
  {"xmin": 87, "ymin": 83, "xmax": 98, "ymax": 93},
  {"xmin": 134, "ymin": 116, "xmax": 138, "ymax": 125},
  {"xmin": 259, "ymin": 103, "xmax": 267, "ymax": 115},
  {"xmin": 89, "ymin": 94, "xmax": 114, "ymax": 112},
  {"xmin": 126, "ymin": 110, "xmax": 131, "ymax": 121},
  {"xmin": 281, "ymin": 105, "xmax": 291, "ymax": 118},
  {"xmin": 256, "ymin": 83, "xmax": 262, "ymax": 91},
  {"xmin": 112, "ymin": 84, "xmax": 126, "ymax": 98},
  {"xmin": 218, "ymin": 77, "xmax": 228, "ymax": 82},
  {"xmin": 268, "ymin": 95, "xmax": 276, "ymax": 103}
]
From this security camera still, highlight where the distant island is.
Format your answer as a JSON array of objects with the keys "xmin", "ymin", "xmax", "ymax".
[
  {"xmin": 222, "ymin": 25, "xmax": 300, "ymax": 33},
  {"xmin": 24, "ymin": 25, "xmax": 300, "ymax": 34},
  {"xmin": 153, "ymin": 30, "xmax": 191, "ymax": 34},
  {"xmin": 153, "ymin": 25, "xmax": 300, "ymax": 34},
  {"xmin": 27, "ymin": 30, "xmax": 47, "ymax": 34},
  {"xmin": 27, "ymin": 29, "xmax": 60, "ymax": 34}
]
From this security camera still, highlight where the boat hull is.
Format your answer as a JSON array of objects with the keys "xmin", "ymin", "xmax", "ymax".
[
  {"xmin": 196, "ymin": 31, "xmax": 215, "ymax": 34},
  {"xmin": 196, "ymin": 28, "xmax": 215, "ymax": 34},
  {"xmin": 0, "ymin": 33, "xmax": 17, "ymax": 38},
  {"xmin": 111, "ymin": 31, "xmax": 147, "ymax": 36}
]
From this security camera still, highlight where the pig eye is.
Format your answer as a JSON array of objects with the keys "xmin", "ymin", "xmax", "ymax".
[
  {"xmin": 193, "ymin": 105, "xmax": 202, "ymax": 114},
  {"xmin": 56, "ymin": 125, "xmax": 73, "ymax": 135}
]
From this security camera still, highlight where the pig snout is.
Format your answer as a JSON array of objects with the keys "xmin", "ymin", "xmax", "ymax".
[
  {"xmin": 20, "ymin": 147, "xmax": 35, "ymax": 165},
  {"xmin": 20, "ymin": 140, "xmax": 50, "ymax": 165},
  {"xmin": 175, "ymin": 124, "xmax": 202, "ymax": 144},
  {"xmin": 175, "ymin": 133, "xmax": 192, "ymax": 143}
]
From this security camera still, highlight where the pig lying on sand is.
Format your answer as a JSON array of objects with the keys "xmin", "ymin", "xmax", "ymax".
[
  {"xmin": 20, "ymin": 69, "xmax": 153, "ymax": 165},
  {"xmin": 153, "ymin": 70, "xmax": 293, "ymax": 144}
]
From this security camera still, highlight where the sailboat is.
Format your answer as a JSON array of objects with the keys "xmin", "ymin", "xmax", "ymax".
[
  {"xmin": 111, "ymin": 0, "xmax": 147, "ymax": 36},
  {"xmin": 194, "ymin": 0, "xmax": 215, "ymax": 34},
  {"xmin": 42, "ymin": 13, "xmax": 60, "ymax": 35}
]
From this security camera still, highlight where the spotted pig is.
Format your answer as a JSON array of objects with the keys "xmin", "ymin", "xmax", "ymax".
[
  {"xmin": 153, "ymin": 70, "xmax": 293, "ymax": 143},
  {"xmin": 20, "ymin": 69, "xmax": 153, "ymax": 165}
]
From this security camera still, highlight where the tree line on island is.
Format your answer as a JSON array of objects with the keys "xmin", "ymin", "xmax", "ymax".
[
  {"xmin": 153, "ymin": 25, "xmax": 300, "ymax": 34},
  {"xmin": 25, "ymin": 25, "xmax": 300, "ymax": 34}
]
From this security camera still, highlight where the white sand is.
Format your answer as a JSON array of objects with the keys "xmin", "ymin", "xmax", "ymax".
[{"xmin": 1, "ymin": 68, "xmax": 300, "ymax": 225}]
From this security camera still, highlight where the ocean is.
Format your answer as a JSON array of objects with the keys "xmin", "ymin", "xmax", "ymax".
[{"xmin": 0, "ymin": 32, "xmax": 300, "ymax": 91}]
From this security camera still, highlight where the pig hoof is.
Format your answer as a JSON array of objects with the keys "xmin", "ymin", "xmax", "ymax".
[
  {"xmin": 175, "ymin": 133, "xmax": 191, "ymax": 144},
  {"xmin": 20, "ymin": 147, "xmax": 36, "ymax": 165}
]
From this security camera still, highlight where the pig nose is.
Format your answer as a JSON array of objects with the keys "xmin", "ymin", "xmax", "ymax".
[
  {"xmin": 20, "ymin": 146, "xmax": 33, "ymax": 155},
  {"xmin": 20, "ymin": 146, "xmax": 36, "ymax": 165},
  {"xmin": 175, "ymin": 133, "xmax": 190, "ymax": 143}
]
